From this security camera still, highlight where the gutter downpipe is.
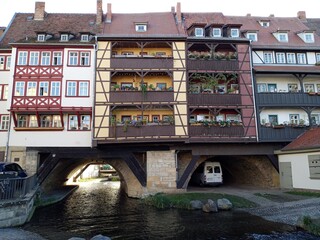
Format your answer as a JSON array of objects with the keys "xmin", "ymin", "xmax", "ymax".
[
  {"xmin": 4, "ymin": 112, "xmax": 12, "ymax": 162},
  {"xmin": 249, "ymin": 40, "xmax": 259, "ymax": 142},
  {"xmin": 175, "ymin": 150, "xmax": 180, "ymax": 184},
  {"xmin": 91, "ymin": 36, "xmax": 98, "ymax": 148}
]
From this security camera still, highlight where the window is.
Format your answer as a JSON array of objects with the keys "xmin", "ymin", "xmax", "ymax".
[
  {"xmin": 288, "ymin": 84, "xmax": 298, "ymax": 92},
  {"xmin": 287, "ymin": 53, "xmax": 296, "ymax": 64},
  {"xmin": 37, "ymin": 34, "xmax": 45, "ymax": 42},
  {"xmin": 41, "ymin": 52, "xmax": 51, "ymax": 65},
  {"xmin": 276, "ymin": 52, "xmax": 286, "ymax": 63},
  {"xmin": 152, "ymin": 115, "xmax": 160, "ymax": 123},
  {"xmin": 289, "ymin": 114, "xmax": 299, "ymax": 125},
  {"xmin": 156, "ymin": 83, "xmax": 166, "ymax": 90},
  {"xmin": 18, "ymin": 52, "xmax": 28, "ymax": 65},
  {"xmin": 0, "ymin": 84, "xmax": 8, "ymax": 100},
  {"xmin": 29, "ymin": 115, "xmax": 38, "ymax": 127},
  {"xmin": 247, "ymin": 33, "xmax": 257, "ymax": 41},
  {"xmin": 257, "ymin": 83, "xmax": 267, "ymax": 93},
  {"xmin": 15, "ymin": 82, "xmax": 25, "ymax": 96},
  {"xmin": 6, "ymin": 56, "xmax": 11, "ymax": 69},
  {"xmin": 29, "ymin": 52, "xmax": 39, "ymax": 65},
  {"xmin": 27, "ymin": 82, "xmax": 37, "ymax": 96},
  {"xmin": 259, "ymin": 21, "xmax": 270, "ymax": 27},
  {"xmin": 80, "ymin": 115, "xmax": 90, "ymax": 130},
  {"xmin": 316, "ymin": 53, "xmax": 320, "ymax": 63},
  {"xmin": 40, "ymin": 115, "xmax": 52, "ymax": 127},
  {"xmin": 67, "ymin": 81, "xmax": 77, "ymax": 96},
  {"xmin": 311, "ymin": 114, "xmax": 320, "ymax": 125},
  {"xmin": 317, "ymin": 84, "xmax": 320, "ymax": 93},
  {"xmin": 69, "ymin": 52, "xmax": 78, "ymax": 65},
  {"xmin": 195, "ymin": 28, "xmax": 204, "ymax": 37},
  {"xmin": 0, "ymin": 56, "xmax": 4, "ymax": 70},
  {"xmin": 52, "ymin": 115, "xmax": 62, "ymax": 127},
  {"xmin": 278, "ymin": 33, "xmax": 288, "ymax": 42},
  {"xmin": 53, "ymin": 52, "xmax": 62, "ymax": 65},
  {"xmin": 39, "ymin": 82, "xmax": 49, "ymax": 96},
  {"xmin": 80, "ymin": 52, "xmax": 90, "ymax": 66},
  {"xmin": 268, "ymin": 84, "xmax": 277, "ymax": 92},
  {"xmin": 304, "ymin": 33, "xmax": 314, "ymax": 43},
  {"xmin": 51, "ymin": 82, "xmax": 61, "ymax": 96},
  {"xmin": 268, "ymin": 115, "xmax": 278, "ymax": 125},
  {"xmin": 0, "ymin": 115, "xmax": 9, "ymax": 130},
  {"xmin": 79, "ymin": 82, "xmax": 89, "ymax": 96},
  {"xmin": 308, "ymin": 155, "xmax": 320, "ymax": 179},
  {"xmin": 17, "ymin": 115, "xmax": 27, "ymax": 127},
  {"xmin": 135, "ymin": 24, "xmax": 147, "ymax": 32},
  {"xmin": 81, "ymin": 34, "xmax": 89, "ymax": 42},
  {"xmin": 304, "ymin": 84, "xmax": 315, "ymax": 93},
  {"xmin": 212, "ymin": 28, "xmax": 221, "ymax": 37},
  {"xmin": 60, "ymin": 34, "xmax": 68, "ymax": 41},
  {"xmin": 230, "ymin": 28, "xmax": 239, "ymax": 38},
  {"xmin": 263, "ymin": 52, "xmax": 273, "ymax": 63},
  {"xmin": 297, "ymin": 53, "xmax": 306, "ymax": 64}
]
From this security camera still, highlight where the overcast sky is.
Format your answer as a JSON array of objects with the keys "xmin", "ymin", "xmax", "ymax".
[{"xmin": 1, "ymin": 0, "xmax": 319, "ymax": 26}]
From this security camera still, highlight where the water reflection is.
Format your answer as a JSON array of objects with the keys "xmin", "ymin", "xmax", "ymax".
[{"xmin": 23, "ymin": 180, "xmax": 318, "ymax": 240}]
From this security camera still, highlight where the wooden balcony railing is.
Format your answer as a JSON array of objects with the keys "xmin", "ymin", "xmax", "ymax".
[
  {"xmin": 15, "ymin": 66, "xmax": 63, "ymax": 77},
  {"xmin": 188, "ymin": 93, "xmax": 241, "ymax": 106},
  {"xmin": 110, "ymin": 91, "xmax": 174, "ymax": 103},
  {"xmin": 109, "ymin": 124, "xmax": 175, "ymax": 138},
  {"xmin": 258, "ymin": 125, "xmax": 309, "ymax": 142},
  {"xmin": 11, "ymin": 96, "xmax": 61, "ymax": 108},
  {"xmin": 110, "ymin": 57, "xmax": 173, "ymax": 69},
  {"xmin": 256, "ymin": 92, "xmax": 320, "ymax": 107},
  {"xmin": 187, "ymin": 59, "xmax": 239, "ymax": 71},
  {"xmin": 189, "ymin": 125, "xmax": 244, "ymax": 137}
]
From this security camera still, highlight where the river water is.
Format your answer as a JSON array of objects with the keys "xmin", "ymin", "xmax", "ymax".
[{"xmin": 22, "ymin": 180, "xmax": 319, "ymax": 240}]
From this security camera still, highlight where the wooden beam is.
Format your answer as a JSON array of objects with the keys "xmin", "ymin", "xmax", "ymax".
[
  {"xmin": 121, "ymin": 152, "xmax": 146, "ymax": 187},
  {"xmin": 267, "ymin": 154, "xmax": 279, "ymax": 172},
  {"xmin": 177, "ymin": 155, "xmax": 200, "ymax": 189}
]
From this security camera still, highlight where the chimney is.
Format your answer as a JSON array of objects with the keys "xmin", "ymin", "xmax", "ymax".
[
  {"xmin": 297, "ymin": 11, "xmax": 307, "ymax": 21},
  {"xmin": 106, "ymin": 3, "xmax": 112, "ymax": 23},
  {"xmin": 269, "ymin": 14, "xmax": 275, "ymax": 17},
  {"xmin": 171, "ymin": 6, "xmax": 175, "ymax": 14},
  {"xmin": 96, "ymin": 0, "xmax": 103, "ymax": 24},
  {"xmin": 246, "ymin": 13, "xmax": 251, "ymax": 17},
  {"xmin": 34, "ymin": 2, "xmax": 45, "ymax": 21},
  {"xmin": 176, "ymin": 2, "xmax": 181, "ymax": 23}
]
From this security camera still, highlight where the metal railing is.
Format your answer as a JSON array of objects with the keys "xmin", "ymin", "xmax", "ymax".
[{"xmin": 0, "ymin": 174, "xmax": 38, "ymax": 201}]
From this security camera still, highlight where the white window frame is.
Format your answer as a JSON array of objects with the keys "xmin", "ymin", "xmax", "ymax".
[
  {"xmin": 79, "ymin": 82, "xmax": 89, "ymax": 96},
  {"xmin": 135, "ymin": 24, "xmax": 147, "ymax": 32},
  {"xmin": 316, "ymin": 53, "xmax": 320, "ymax": 63},
  {"xmin": 287, "ymin": 53, "xmax": 296, "ymax": 64},
  {"xmin": 257, "ymin": 83, "xmax": 267, "ymax": 93},
  {"xmin": 41, "ymin": 52, "xmax": 51, "ymax": 66},
  {"xmin": 289, "ymin": 114, "xmax": 299, "ymax": 125},
  {"xmin": 50, "ymin": 81, "xmax": 61, "ymax": 96},
  {"xmin": 278, "ymin": 33, "xmax": 288, "ymax": 42},
  {"xmin": 212, "ymin": 28, "xmax": 221, "ymax": 37},
  {"xmin": 29, "ymin": 52, "xmax": 39, "ymax": 66},
  {"xmin": 195, "ymin": 28, "xmax": 204, "ymax": 37},
  {"xmin": 18, "ymin": 51, "xmax": 28, "ymax": 65},
  {"xmin": 28, "ymin": 115, "xmax": 38, "ymax": 128},
  {"xmin": 68, "ymin": 52, "xmax": 78, "ymax": 65},
  {"xmin": 260, "ymin": 21, "xmax": 270, "ymax": 27},
  {"xmin": 17, "ymin": 115, "xmax": 27, "ymax": 128},
  {"xmin": 27, "ymin": 82, "xmax": 37, "ymax": 96},
  {"xmin": 39, "ymin": 82, "xmax": 49, "ymax": 96},
  {"xmin": 304, "ymin": 33, "xmax": 314, "ymax": 43},
  {"xmin": 247, "ymin": 33, "xmax": 257, "ymax": 41},
  {"xmin": 40, "ymin": 115, "xmax": 52, "ymax": 127},
  {"xmin": 67, "ymin": 81, "xmax": 77, "ymax": 96},
  {"xmin": 0, "ymin": 56, "xmax": 4, "ymax": 70},
  {"xmin": 263, "ymin": 52, "xmax": 273, "ymax": 64},
  {"xmin": 80, "ymin": 52, "xmax": 90, "ymax": 66},
  {"xmin": 80, "ymin": 115, "xmax": 90, "ymax": 130},
  {"xmin": 6, "ymin": 56, "xmax": 11, "ymax": 70},
  {"xmin": 230, "ymin": 28, "xmax": 239, "ymax": 38},
  {"xmin": 304, "ymin": 84, "xmax": 315, "ymax": 92},
  {"xmin": 81, "ymin": 34, "xmax": 89, "ymax": 42},
  {"xmin": 15, "ymin": 82, "xmax": 25, "ymax": 96},
  {"xmin": 276, "ymin": 52, "xmax": 286, "ymax": 64},
  {"xmin": 68, "ymin": 115, "xmax": 78, "ymax": 130},
  {"xmin": 37, "ymin": 34, "xmax": 45, "ymax": 42},
  {"xmin": 60, "ymin": 34, "xmax": 69, "ymax": 42},
  {"xmin": 297, "ymin": 53, "xmax": 306, "ymax": 64},
  {"xmin": 53, "ymin": 52, "xmax": 62, "ymax": 66},
  {"xmin": 0, "ymin": 115, "xmax": 9, "ymax": 130}
]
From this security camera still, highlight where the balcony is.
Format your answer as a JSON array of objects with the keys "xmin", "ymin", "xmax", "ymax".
[
  {"xmin": 187, "ymin": 59, "xmax": 239, "ymax": 71},
  {"xmin": 110, "ymin": 90, "xmax": 174, "ymax": 103},
  {"xmin": 109, "ymin": 124, "xmax": 175, "ymax": 138},
  {"xmin": 110, "ymin": 56, "xmax": 173, "ymax": 69},
  {"xmin": 258, "ymin": 125, "xmax": 308, "ymax": 142},
  {"xmin": 256, "ymin": 92, "xmax": 320, "ymax": 107},
  {"xmin": 189, "ymin": 125, "xmax": 244, "ymax": 138},
  {"xmin": 188, "ymin": 93, "xmax": 241, "ymax": 106}
]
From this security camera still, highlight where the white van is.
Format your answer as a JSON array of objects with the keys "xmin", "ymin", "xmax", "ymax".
[{"xmin": 191, "ymin": 161, "xmax": 223, "ymax": 186}]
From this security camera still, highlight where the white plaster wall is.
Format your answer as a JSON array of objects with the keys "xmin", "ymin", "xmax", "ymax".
[
  {"xmin": 279, "ymin": 152, "xmax": 320, "ymax": 190},
  {"xmin": 61, "ymin": 47, "xmax": 95, "ymax": 107},
  {"xmin": 260, "ymin": 109, "xmax": 309, "ymax": 125}
]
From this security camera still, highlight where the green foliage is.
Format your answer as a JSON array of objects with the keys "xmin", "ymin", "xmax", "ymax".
[
  {"xmin": 286, "ymin": 191, "xmax": 320, "ymax": 198},
  {"xmin": 143, "ymin": 192, "xmax": 256, "ymax": 209},
  {"xmin": 302, "ymin": 216, "xmax": 320, "ymax": 236}
]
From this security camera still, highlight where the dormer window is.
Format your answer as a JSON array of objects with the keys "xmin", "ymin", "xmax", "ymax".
[
  {"xmin": 195, "ymin": 28, "xmax": 204, "ymax": 37},
  {"xmin": 61, "ymin": 34, "xmax": 69, "ymax": 42},
  {"xmin": 247, "ymin": 32, "xmax": 258, "ymax": 41},
  {"xmin": 81, "ymin": 34, "xmax": 89, "ymax": 42},
  {"xmin": 230, "ymin": 29, "xmax": 239, "ymax": 38},
  {"xmin": 273, "ymin": 31, "xmax": 289, "ymax": 42},
  {"xmin": 259, "ymin": 20, "xmax": 270, "ymax": 27},
  {"xmin": 212, "ymin": 28, "xmax": 221, "ymax": 37},
  {"xmin": 37, "ymin": 34, "xmax": 45, "ymax": 42},
  {"xmin": 135, "ymin": 24, "xmax": 147, "ymax": 32},
  {"xmin": 304, "ymin": 33, "xmax": 314, "ymax": 43}
]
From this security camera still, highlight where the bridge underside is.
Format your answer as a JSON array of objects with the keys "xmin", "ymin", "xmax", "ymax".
[{"xmin": 27, "ymin": 142, "xmax": 283, "ymax": 198}]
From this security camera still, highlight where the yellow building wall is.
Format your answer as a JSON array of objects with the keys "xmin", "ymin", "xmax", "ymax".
[
  {"xmin": 112, "ymin": 75, "xmax": 172, "ymax": 89},
  {"xmin": 112, "ymin": 109, "xmax": 174, "ymax": 123}
]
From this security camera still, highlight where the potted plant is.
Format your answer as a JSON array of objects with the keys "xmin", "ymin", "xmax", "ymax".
[{"xmin": 114, "ymin": 84, "xmax": 120, "ymax": 91}]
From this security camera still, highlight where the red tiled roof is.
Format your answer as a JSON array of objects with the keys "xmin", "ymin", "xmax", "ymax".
[
  {"xmin": 102, "ymin": 12, "xmax": 184, "ymax": 37},
  {"xmin": 281, "ymin": 128, "xmax": 320, "ymax": 151},
  {"xmin": 0, "ymin": 13, "xmax": 101, "ymax": 48}
]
